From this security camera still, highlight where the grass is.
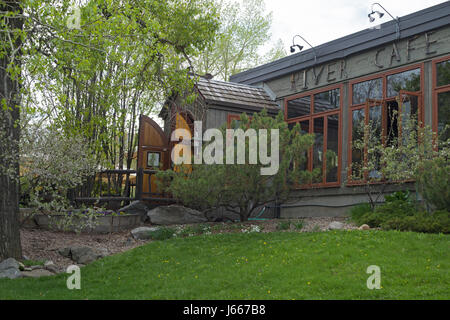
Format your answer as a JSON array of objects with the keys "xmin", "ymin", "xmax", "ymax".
[{"xmin": 0, "ymin": 230, "xmax": 448, "ymax": 299}]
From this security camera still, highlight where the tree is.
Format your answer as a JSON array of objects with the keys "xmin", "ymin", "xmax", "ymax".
[
  {"xmin": 157, "ymin": 110, "xmax": 315, "ymax": 221},
  {"xmin": 0, "ymin": 0, "xmax": 220, "ymax": 260},
  {"xmin": 0, "ymin": 0, "xmax": 24, "ymax": 260},
  {"xmin": 349, "ymin": 101, "xmax": 449, "ymax": 211},
  {"xmin": 192, "ymin": 0, "xmax": 286, "ymax": 81}
]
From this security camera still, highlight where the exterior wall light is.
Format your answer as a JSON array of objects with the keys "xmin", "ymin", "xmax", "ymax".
[
  {"xmin": 290, "ymin": 35, "xmax": 317, "ymax": 63},
  {"xmin": 369, "ymin": 2, "xmax": 400, "ymax": 39}
]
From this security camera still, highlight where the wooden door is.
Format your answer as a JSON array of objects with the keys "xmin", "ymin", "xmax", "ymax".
[{"xmin": 137, "ymin": 115, "xmax": 170, "ymax": 195}]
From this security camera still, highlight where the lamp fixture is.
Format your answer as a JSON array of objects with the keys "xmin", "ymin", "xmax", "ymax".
[
  {"xmin": 368, "ymin": 3, "xmax": 400, "ymax": 39},
  {"xmin": 290, "ymin": 35, "xmax": 317, "ymax": 63}
]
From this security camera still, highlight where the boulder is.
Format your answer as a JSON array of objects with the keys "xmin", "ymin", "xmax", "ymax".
[
  {"xmin": 58, "ymin": 246, "xmax": 106, "ymax": 264},
  {"xmin": 131, "ymin": 226, "xmax": 160, "ymax": 240},
  {"xmin": 118, "ymin": 200, "xmax": 149, "ymax": 222},
  {"xmin": 359, "ymin": 224, "xmax": 370, "ymax": 230},
  {"xmin": 0, "ymin": 258, "xmax": 21, "ymax": 279},
  {"xmin": 21, "ymin": 269, "xmax": 55, "ymax": 278},
  {"xmin": 328, "ymin": 221, "xmax": 344, "ymax": 230},
  {"xmin": 58, "ymin": 247, "xmax": 72, "ymax": 258},
  {"xmin": 147, "ymin": 205, "xmax": 207, "ymax": 225}
]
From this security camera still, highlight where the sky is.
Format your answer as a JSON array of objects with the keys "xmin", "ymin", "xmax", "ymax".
[{"xmin": 260, "ymin": 0, "xmax": 448, "ymax": 53}]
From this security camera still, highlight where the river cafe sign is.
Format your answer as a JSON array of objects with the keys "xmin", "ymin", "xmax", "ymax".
[{"xmin": 289, "ymin": 31, "xmax": 439, "ymax": 91}]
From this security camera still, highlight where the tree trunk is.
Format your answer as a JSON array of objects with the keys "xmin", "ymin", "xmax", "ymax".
[{"xmin": 0, "ymin": 0, "xmax": 23, "ymax": 261}]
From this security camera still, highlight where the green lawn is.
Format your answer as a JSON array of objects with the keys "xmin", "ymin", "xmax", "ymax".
[{"xmin": 0, "ymin": 230, "xmax": 448, "ymax": 299}]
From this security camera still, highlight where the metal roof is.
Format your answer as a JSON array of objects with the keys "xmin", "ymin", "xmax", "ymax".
[
  {"xmin": 195, "ymin": 78, "xmax": 279, "ymax": 111},
  {"xmin": 230, "ymin": 1, "xmax": 450, "ymax": 85}
]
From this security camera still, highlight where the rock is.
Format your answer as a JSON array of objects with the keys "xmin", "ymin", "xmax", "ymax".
[
  {"xmin": 147, "ymin": 205, "xmax": 207, "ymax": 225},
  {"xmin": 44, "ymin": 260, "xmax": 54, "ymax": 267},
  {"xmin": 0, "ymin": 258, "xmax": 21, "ymax": 279},
  {"xmin": 0, "ymin": 268, "xmax": 21, "ymax": 279},
  {"xmin": 21, "ymin": 269, "xmax": 55, "ymax": 278},
  {"xmin": 30, "ymin": 265, "xmax": 44, "ymax": 270},
  {"xmin": 58, "ymin": 247, "xmax": 72, "ymax": 258},
  {"xmin": 64, "ymin": 246, "xmax": 106, "ymax": 264},
  {"xmin": 131, "ymin": 226, "xmax": 160, "ymax": 240},
  {"xmin": 45, "ymin": 264, "xmax": 59, "ymax": 274},
  {"xmin": 117, "ymin": 200, "xmax": 149, "ymax": 222},
  {"xmin": 328, "ymin": 221, "xmax": 344, "ymax": 230},
  {"xmin": 70, "ymin": 246, "xmax": 98, "ymax": 264},
  {"xmin": 0, "ymin": 258, "xmax": 19, "ymax": 271},
  {"xmin": 359, "ymin": 224, "xmax": 370, "ymax": 230}
]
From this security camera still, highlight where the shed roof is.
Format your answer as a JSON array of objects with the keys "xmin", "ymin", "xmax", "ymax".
[{"xmin": 195, "ymin": 78, "xmax": 279, "ymax": 111}]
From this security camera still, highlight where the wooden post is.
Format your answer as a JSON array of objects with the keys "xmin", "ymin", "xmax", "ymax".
[{"xmin": 136, "ymin": 168, "xmax": 143, "ymax": 200}]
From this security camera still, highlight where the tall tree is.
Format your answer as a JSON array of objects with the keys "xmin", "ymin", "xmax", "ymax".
[
  {"xmin": 0, "ymin": 0, "xmax": 23, "ymax": 260},
  {"xmin": 1, "ymin": 0, "xmax": 220, "ymax": 260},
  {"xmin": 193, "ymin": 0, "xmax": 286, "ymax": 81}
]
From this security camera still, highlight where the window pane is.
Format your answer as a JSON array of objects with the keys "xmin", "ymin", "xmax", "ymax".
[
  {"xmin": 326, "ymin": 115, "xmax": 339, "ymax": 183},
  {"xmin": 314, "ymin": 88, "xmax": 340, "ymax": 113},
  {"xmin": 287, "ymin": 96, "xmax": 311, "ymax": 119},
  {"xmin": 352, "ymin": 78, "xmax": 382, "ymax": 105},
  {"xmin": 369, "ymin": 105, "xmax": 382, "ymax": 179},
  {"xmin": 351, "ymin": 109, "xmax": 365, "ymax": 179},
  {"xmin": 437, "ymin": 60, "xmax": 450, "ymax": 87},
  {"xmin": 437, "ymin": 91, "xmax": 450, "ymax": 143},
  {"xmin": 387, "ymin": 68, "xmax": 421, "ymax": 97},
  {"xmin": 313, "ymin": 117, "xmax": 324, "ymax": 183},
  {"xmin": 400, "ymin": 94, "xmax": 419, "ymax": 144},
  {"xmin": 147, "ymin": 152, "xmax": 160, "ymax": 167}
]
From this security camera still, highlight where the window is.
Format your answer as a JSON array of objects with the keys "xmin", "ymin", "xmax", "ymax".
[
  {"xmin": 147, "ymin": 152, "xmax": 160, "ymax": 168},
  {"xmin": 285, "ymin": 85, "xmax": 342, "ymax": 187},
  {"xmin": 433, "ymin": 56, "xmax": 450, "ymax": 144},
  {"xmin": 348, "ymin": 64, "xmax": 423, "ymax": 183}
]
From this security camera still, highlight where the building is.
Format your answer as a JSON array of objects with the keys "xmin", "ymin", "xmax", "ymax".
[{"xmin": 148, "ymin": 2, "xmax": 450, "ymax": 218}]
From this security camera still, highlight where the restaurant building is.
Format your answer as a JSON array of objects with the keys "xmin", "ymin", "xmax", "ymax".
[{"xmin": 154, "ymin": 2, "xmax": 450, "ymax": 217}]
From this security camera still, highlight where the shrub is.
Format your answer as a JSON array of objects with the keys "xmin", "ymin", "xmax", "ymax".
[
  {"xmin": 381, "ymin": 212, "xmax": 449, "ymax": 234},
  {"xmin": 147, "ymin": 227, "xmax": 176, "ymax": 241},
  {"xmin": 277, "ymin": 220, "xmax": 291, "ymax": 230},
  {"xmin": 293, "ymin": 220, "xmax": 304, "ymax": 230},
  {"xmin": 350, "ymin": 191, "xmax": 449, "ymax": 233},
  {"xmin": 349, "ymin": 203, "xmax": 373, "ymax": 224},
  {"xmin": 417, "ymin": 157, "xmax": 450, "ymax": 211}
]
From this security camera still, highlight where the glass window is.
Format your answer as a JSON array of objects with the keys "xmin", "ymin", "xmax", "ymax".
[
  {"xmin": 147, "ymin": 152, "xmax": 160, "ymax": 168},
  {"xmin": 387, "ymin": 68, "xmax": 421, "ymax": 97},
  {"xmin": 437, "ymin": 91, "xmax": 450, "ymax": 143},
  {"xmin": 314, "ymin": 88, "xmax": 340, "ymax": 113},
  {"xmin": 436, "ymin": 60, "xmax": 450, "ymax": 87},
  {"xmin": 352, "ymin": 78, "xmax": 383, "ymax": 105},
  {"xmin": 313, "ymin": 117, "xmax": 324, "ymax": 183},
  {"xmin": 351, "ymin": 109, "xmax": 365, "ymax": 179},
  {"xmin": 287, "ymin": 96, "xmax": 311, "ymax": 119},
  {"xmin": 369, "ymin": 105, "xmax": 382, "ymax": 179},
  {"xmin": 326, "ymin": 115, "xmax": 339, "ymax": 183}
]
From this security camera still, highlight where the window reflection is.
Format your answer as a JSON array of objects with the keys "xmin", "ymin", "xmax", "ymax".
[
  {"xmin": 351, "ymin": 109, "xmax": 365, "ymax": 179},
  {"xmin": 287, "ymin": 96, "xmax": 311, "ymax": 119},
  {"xmin": 314, "ymin": 88, "xmax": 340, "ymax": 113},
  {"xmin": 326, "ymin": 115, "xmax": 339, "ymax": 183},
  {"xmin": 387, "ymin": 68, "xmax": 421, "ymax": 97},
  {"xmin": 352, "ymin": 78, "xmax": 382, "ymax": 105},
  {"xmin": 313, "ymin": 117, "xmax": 324, "ymax": 183},
  {"xmin": 438, "ymin": 91, "xmax": 450, "ymax": 143},
  {"xmin": 436, "ymin": 60, "xmax": 450, "ymax": 87}
]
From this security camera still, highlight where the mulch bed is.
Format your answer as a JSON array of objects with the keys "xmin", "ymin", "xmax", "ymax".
[{"xmin": 20, "ymin": 217, "xmax": 357, "ymax": 270}]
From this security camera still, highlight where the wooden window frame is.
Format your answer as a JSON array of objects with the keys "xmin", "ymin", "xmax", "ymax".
[
  {"xmin": 432, "ymin": 55, "xmax": 450, "ymax": 136},
  {"xmin": 284, "ymin": 84, "xmax": 343, "ymax": 188},
  {"xmin": 347, "ymin": 63, "xmax": 425, "ymax": 185}
]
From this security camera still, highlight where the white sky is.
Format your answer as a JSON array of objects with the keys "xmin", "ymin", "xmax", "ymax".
[{"xmin": 261, "ymin": 0, "xmax": 448, "ymax": 53}]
